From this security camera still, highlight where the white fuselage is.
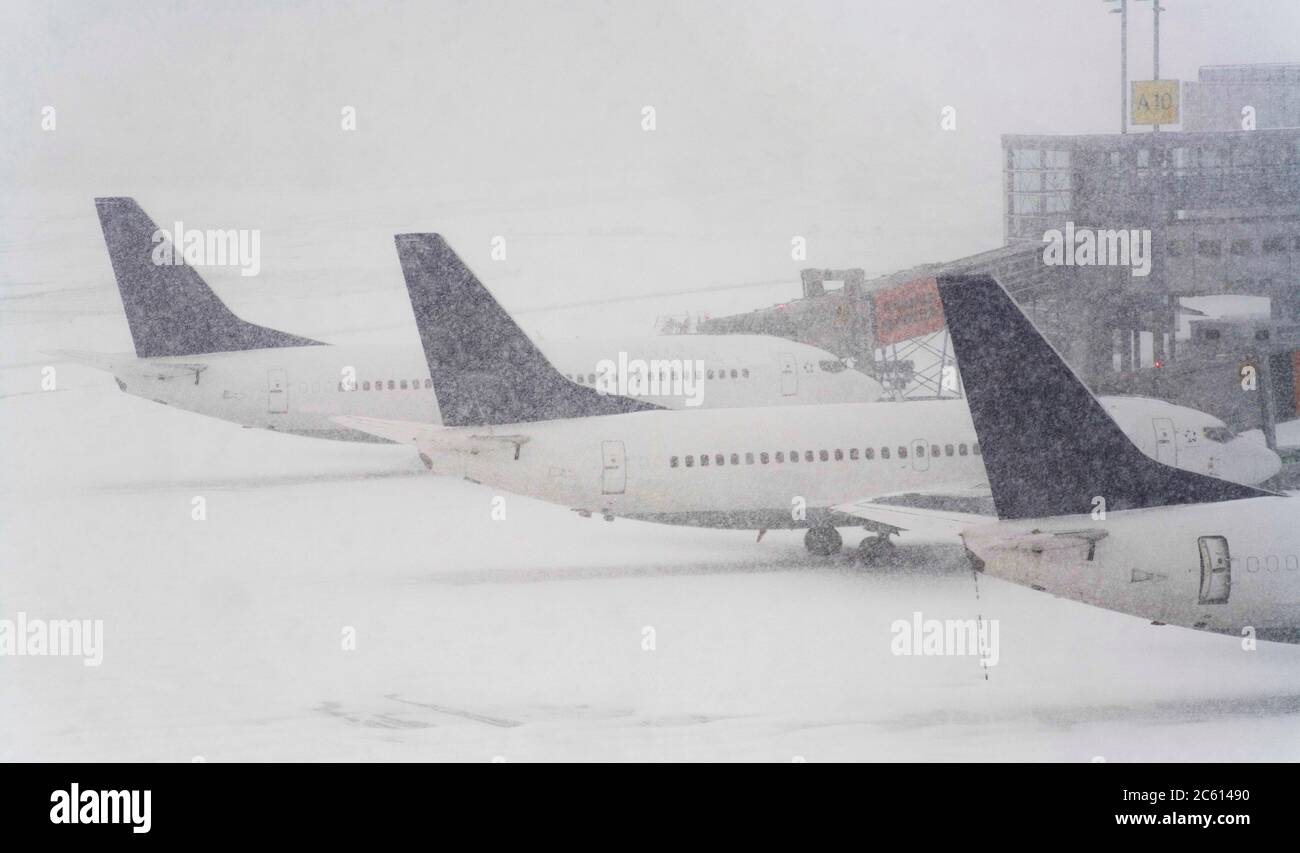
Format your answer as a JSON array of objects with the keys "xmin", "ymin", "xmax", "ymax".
[
  {"xmin": 105, "ymin": 340, "xmax": 1280, "ymax": 486},
  {"xmin": 107, "ymin": 336, "xmax": 884, "ymax": 441},
  {"xmin": 425, "ymin": 400, "xmax": 990, "ymax": 529},
  {"xmin": 961, "ymin": 498, "xmax": 1300, "ymax": 642}
]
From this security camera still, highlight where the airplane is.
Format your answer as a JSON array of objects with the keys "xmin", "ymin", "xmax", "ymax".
[
  {"xmin": 63, "ymin": 199, "xmax": 1279, "ymax": 487},
  {"xmin": 846, "ymin": 274, "xmax": 1298, "ymax": 643},
  {"xmin": 332, "ymin": 234, "xmax": 1279, "ymax": 562},
  {"xmin": 60, "ymin": 198, "xmax": 886, "ymax": 442}
]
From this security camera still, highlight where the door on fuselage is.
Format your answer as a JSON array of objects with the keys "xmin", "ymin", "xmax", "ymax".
[
  {"xmin": 1152, "ymin": 417, "xmax": 1176, "ymax": 465},
  {"xmin": 778, "ymin": 353, "xmax": 797, "ymax": 396},
  {"xmin": 268, "ymin": 369, "xmax": 289, "ymax": 414},
  {"xmin": 601, "ymin": 440, "xmax": 626, "ymax": 495},
  {"xmin": 911, "ymin": 439, "xmax": 930, "ymax": 471},
  {"xmin": 1197, "ymin": 535, "xmax": 1231, "ymax": 605}
]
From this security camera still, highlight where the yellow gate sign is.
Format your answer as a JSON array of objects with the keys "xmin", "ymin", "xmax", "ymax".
[{"xmin": 1131, "ymin": 80, "xmax": 1179, "ymax": 125}]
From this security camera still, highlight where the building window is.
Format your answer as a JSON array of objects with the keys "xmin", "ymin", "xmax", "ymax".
[{"xmin": 1262, "ymin": 235, "xmax": 1288, "ymax": 254}]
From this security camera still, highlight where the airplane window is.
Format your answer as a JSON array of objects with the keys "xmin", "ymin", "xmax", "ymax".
[
  {"xmin": 899, "ymin": 446, "xmax": 908, "ymax": 458},
  {"xmin": 819, "ymin": 450, "xmax": 829, "ymax": 461},
  {"xmin": 362, "ymin": 381, "xmax": 371, "ymax": 390},
  {"xmin": 730, "ymin": 453, "xmax": 739, "ymax": 465},
  {"xmin": 775, "ymin": 452, "xmax": 785, "ymax": 463},
  {"xmin": 850, "ymin": 448, "xmax": 859, "ymax": 460},
  {"xmin": 730, "ymin": 369, "xmax": 738, "ymax": 378},
  {"xmin": 915, "ymin": 446, "xmax": 925, "ymax": 457},
  {"xmin": 685, "ymin": 456, "xmax": 694, "ymax": 467},
  {"xmin": 959, "ymin": 444, "xmax": 968, "ymax": 456},
  {"xmin": 790, "ymin": 450, "xmax": 799, "ymax": 463},
  {"xmin": 945, "ymin": 444, "xmax": 954, "ymax": 456},
  {"xmin": 973, "ymin": 443, "xmax": 981, "ymax": 456},
  {"xmin": 701, "ymin": 454, "xmax": 710, "ymax": 467},
  {"xmin": 745, "ymin": 453, "xmax": 755, "ymax": 464},
  {"xmin": 387, "ymin": 380, "xmax": 395, "ymax": 390},
  {"xmin": 715, "ymin": 454, "xmax": 724, "ymax": 466},
  {"xmin": 805, "ymin": 451, "xmax": 814, "ymax": 462},
  {"xmin": 881, "ymin": 447, "xmax": 891, "ymax": 459},
  {"xmin": 742, "ymin": 369, "xmax": 750, "ymax": 378},
  {"xmin": 707, "ymin": 370, "xmax": 715, "ymax": 379},
  {"xmin": 931, "ymin": 444, "xmax": 940, "ymax": 457},
  {"xmin": 865, "ymin": 448, "xmax": 874, "ymax": 460},
  {"xmin": 400, "ymin": 380, "xmax": 408, "ymax": 389},
  {"xmin": 1203, "ymin": 426, "xmax": 1235, "ymax": 443},
  {"xmin": 670, "ymin": 456, "xmax": 679, "ymax": 468},
  {"xmin": 424, "ymin": 379, "xmax": 433, "ymax": 388},
  {"xmin": 760, "ymin": 452, "xmax": 770, "ymax": 464},
  {"xmin": 819, "ymin": 359, "xmax": 847, "ymax": 373},
  {"xmin": 834, "ymin": 449, "xmax": 844, "ymax": 461}
]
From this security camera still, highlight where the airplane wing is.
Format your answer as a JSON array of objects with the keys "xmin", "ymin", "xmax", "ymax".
[
  {"xmin": 49, "ymin": 350, "xmax": 209, "ymax": 384},
  {"xmin": 331, "ymin": 415, "xmax": 531, "ymax": 458},
  {"xmin": 832, "ymin": 483, "xmax": 995, "ymax": 537}
]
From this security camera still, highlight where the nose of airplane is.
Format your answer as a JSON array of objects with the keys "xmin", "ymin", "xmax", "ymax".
[{"xmin": 1229, "ymin": 437, "xmax": 1282, "ymax": 485}]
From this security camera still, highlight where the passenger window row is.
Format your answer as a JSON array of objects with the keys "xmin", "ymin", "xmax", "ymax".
[
  {"xmin": 568, "ymin": 368, "xmax": 752, "ymax": 385},
  {"xmin": 339, "ymin": 378, "xmax": 434, "ymax": 391},
  {"xmin": 669, "ymin": 442, "xmax": 980, "ymax": 468}
]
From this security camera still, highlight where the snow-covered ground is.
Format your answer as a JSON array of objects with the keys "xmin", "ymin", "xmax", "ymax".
[
  {"xmin": 3, "ymin": 197, "xmax": 1300, "ymax": 763},
  {"xmin": 3, "ymin": 369, "xmax": 1300, "ymax": 761}
]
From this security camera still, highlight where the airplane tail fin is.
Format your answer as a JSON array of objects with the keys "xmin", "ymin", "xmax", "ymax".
[
  {"xmin": 934, "ymin": 274, "xmax": 1275, "ymax": 520},
  {"xmin": 94, "ymin": 197, "xmax": 324, "ymax": 358},
  {"xmin": 393, "ymin": 233, "xmax": 662, "ymax": 427}
]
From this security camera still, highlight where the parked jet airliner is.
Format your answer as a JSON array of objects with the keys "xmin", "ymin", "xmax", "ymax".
[
  {"xmin": 333, "ymin": 234, "xmax": 1278, "ymax": 559},
  {"xmin": 63, "ymin": 198, "xmax": 1279, "ymax": 488},
  {"xmin": 844, "ymin": 275, "xmax": 1297, "ymax": 643}
]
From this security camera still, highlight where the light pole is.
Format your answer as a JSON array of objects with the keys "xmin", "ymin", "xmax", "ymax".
[
  {"xmin": 1105, "ymin": 0, "xmax": 1129, "ymax": 134},
  {"xmin": 1137, "ymin": 0, "xmax": 1166, "ymax": 131}
]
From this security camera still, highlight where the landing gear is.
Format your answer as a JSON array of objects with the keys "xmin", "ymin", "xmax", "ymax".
[
  {"xmin": 857, "ymin": 533, "xmax": 897, "ymax": 565},
  {"xmin": 804, "ymin": 526, "xmax": 843, "ymax": 556}
]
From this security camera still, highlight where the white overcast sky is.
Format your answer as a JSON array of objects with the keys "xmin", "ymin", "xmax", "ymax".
[{"xmin": 2, "ymin": 0, "xmax": 1297, "ymax": 333}]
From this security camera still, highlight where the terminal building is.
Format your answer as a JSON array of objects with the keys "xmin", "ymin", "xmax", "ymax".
[{"xmin": 700, "ymin": 63, "xmax": 1300, "ymax": 441}]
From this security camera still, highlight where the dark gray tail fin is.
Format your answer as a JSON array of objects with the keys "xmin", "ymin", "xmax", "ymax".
[
  {"xmin": 935, "ymin": 274, "xmax": 1274, "ymax": 520},
  {"xmin": 394, "ymin": 233, "xmax": 663, "ymax": 427},
  {"xmin": 94, "ymin": 197, "xmax": 324, "ymax": 357}
]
